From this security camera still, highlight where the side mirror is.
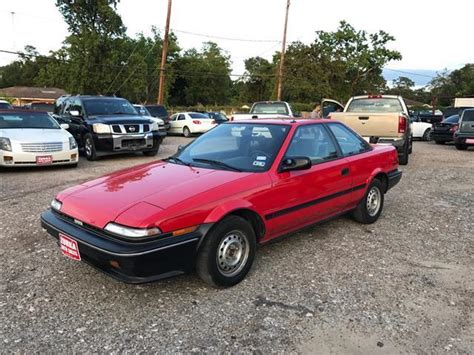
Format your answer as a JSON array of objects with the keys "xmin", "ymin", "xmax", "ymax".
[
  {"xmin": 279, "ymin": 157, "xmax": 312, "ymax": 172},
  {"xmin": 69, "ymin": 110, "xmax": 81, "ymax": 117},
  {"xmin": 177, "ymin": 145, "xmax": 185, "ymax": 152},
  {"xmin": 60, "ymin": 123, "xmax": 69, "ymax": 130}
]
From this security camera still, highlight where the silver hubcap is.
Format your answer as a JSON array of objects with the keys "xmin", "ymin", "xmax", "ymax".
[
  {"xmin": 366, "ymin": 187, "xmax": 381, "ymax": 217},
  {"xmin": 216, "ymin": 230, "xmax": 249, "ymax": 277},
  {"xmin": 85, "ymin": 139, "xmax": 92, "ymax": 156}
]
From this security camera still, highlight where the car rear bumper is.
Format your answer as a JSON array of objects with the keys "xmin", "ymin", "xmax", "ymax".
[
  {"xmin": 387, "ymin": 169, "xmax": 402, "ymax": 191},
  {"xmin": 431, "ymin": 130, "xmax": 453, "ymax": 142},
  {"xmin": 40, "ymin": 209, "xmax": 211, "ymax": 283},
  {"xmin": 0, "ymin": 149, "xmax": 79, "ymax": 167},
  {"xmin": 191, "ymin": 125, "xmax": 217, "ymax": 133},
  {"xmin": 454, "ymin": 132, "xmax": 474, "ymax": 145},
  {"xmin": 367, "ymin": 137, "xmax": 406, "ymax": 154},
  {"xmin": 93, "ymin": 131, "xmax": 164, "ymax": 153}
]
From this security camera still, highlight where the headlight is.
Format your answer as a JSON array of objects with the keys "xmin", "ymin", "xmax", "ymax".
[
  {"xmin": 69, "ymin": 137, "xmax": 77, "ymax": 149},
  {"xmin": 92, "ymin": 123, "xmax": 112, "ymax": 134},
  {"xmin": 150, "ymin": 122, "xmax": 159, "ymax": 131},
  {"xmin": 0, "ymin": 137, "xmax": 12, "ymax": 151},
  {"xmin": 51, "ymin": 199, "xmax": 62, "ymax": 211},
  {"xmin": 156, "ymin": 118, "xmax": 165, "ymax": 125},
  {"xmin": 104, "ymin": 222, "xmax": 161, "ymax": 238}
]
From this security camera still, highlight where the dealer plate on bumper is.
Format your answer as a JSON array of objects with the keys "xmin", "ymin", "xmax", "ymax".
[
  {"xmin": 466, "ymin": 138, "xmax": 474, "ymax": 144},
  {"xmin": 36, "ymin": 155, "xmax": 53, "ymax": 165},
  {"xmin": 59, "ymin": 233, "xmax": 81, "ymax": 261}
]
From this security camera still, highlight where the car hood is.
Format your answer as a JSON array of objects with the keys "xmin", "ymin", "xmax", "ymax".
[
  {"xmin": 58, "ymin": 161, "xmax": 253, "ymax": 229},
  {"xmin": 0, "ymin": 128, "xmax": 71, "ymax": 142},
  {"xmin": 86, "ymin": 115, "xmax": 153, "ymax": 124}
]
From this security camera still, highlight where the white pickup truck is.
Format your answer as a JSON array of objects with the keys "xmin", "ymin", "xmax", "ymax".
[
  {"xmin": 327, "ymin": 95, "xmax": 413, "ymax": 165},
  {"xmin": 231, "ymin": 101, "xmax": 296, "ymax": 121}
]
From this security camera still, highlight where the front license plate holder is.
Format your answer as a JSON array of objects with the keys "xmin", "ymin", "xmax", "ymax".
[
  {"xmin": 36, "ymin": 155, "xmax": 53, "ymax": 165},
  {"xmin": 59, "ymin": 233, "xmax": 81, "ymax": 261}
]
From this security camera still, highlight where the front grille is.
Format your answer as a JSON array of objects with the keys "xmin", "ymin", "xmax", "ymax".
[
  {"xmin": 143, "ymin": 124, "xmax": 150, "ymax": 132},
  {"xmin": 21, "ymin": 142, "xmax": 63, "ymax": 152},
  {"xmin": 122, "ymin": 139, "xmax": 146, "ymax": 148},
  {"xmin": 112, "ymin": 125, "xmax": 122, "ymax": 133},
  {"xmin": 124, "ymin": 125, "xmax": 140, "ymax": 133}
]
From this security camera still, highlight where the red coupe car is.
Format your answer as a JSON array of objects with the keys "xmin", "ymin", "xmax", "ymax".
[{"xmin": 41, "ymin": 119, "xmax": 402, "ymax": 287}]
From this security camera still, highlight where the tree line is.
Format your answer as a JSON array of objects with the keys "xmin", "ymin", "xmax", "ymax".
[{"xmin": 0, "ymin": 0, "xmax": 472, "ymax": 108}]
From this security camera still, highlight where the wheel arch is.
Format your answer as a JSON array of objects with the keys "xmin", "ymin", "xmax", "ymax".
[{"xmin": 367, "ymin": 169, "xmax": 389, "ymax": 193}]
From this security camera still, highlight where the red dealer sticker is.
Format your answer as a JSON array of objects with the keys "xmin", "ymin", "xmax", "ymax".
[
  {"xmin": 36, "ymin": 155, "xmax": 53, "ymax": 165},
  {"xmin": 59, "ymin": 233, "xmax": 81, "ymax": 261}
]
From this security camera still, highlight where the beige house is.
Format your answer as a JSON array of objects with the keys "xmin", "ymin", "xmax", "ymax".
[{"xmin": 0, "ymin": 86, "xmax": 67, "ymax": 106}]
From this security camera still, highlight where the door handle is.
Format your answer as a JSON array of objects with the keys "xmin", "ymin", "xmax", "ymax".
[
  {"xmin": 358, "ymin": 116, "xmax": 369, "ymax": 120},
  {"xmin": 341, "ymin": 168, "xmax": 350, "ymax": 176}
]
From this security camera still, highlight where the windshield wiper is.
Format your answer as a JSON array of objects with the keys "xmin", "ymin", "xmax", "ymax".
[
  {"xmin": 192, "ymin": 158, "xmax": 242, "ymax": 172},
  {"xmin": 164, "ymin": 156, "xmax": 191, "ymax": 166}
]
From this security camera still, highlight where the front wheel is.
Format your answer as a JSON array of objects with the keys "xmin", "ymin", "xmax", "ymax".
[
  {"xmin": 352, "ymin": 179, "xmax": 385, "ymax": 224},
  {"xmin": 455, "ymin": 143, "xmax": 468, "ymax": 151},
  {"xmin": 423, "ymin": 128, "xmax": 432, "ymax": 141},
  {"xmin": 196, "ymin": 216, "xmax": 256, "ymax": 287},
  {"xmin": 84, "ymin": 133, "xmax": 97, "ymax": 161}
]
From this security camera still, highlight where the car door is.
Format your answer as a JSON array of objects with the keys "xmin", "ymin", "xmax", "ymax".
[
  {"xmin": 265, "ymin": 123, "xmax": 352, "ymax": 237},
  {"xmin": 68, "ymin": 98, "xmax": 87, "ymax": 148},
  {"xmin": 168, "ymin": 114, "xmax": 178, "ymax": 133},
  {"xmin": 322, "ymin": 98, "xmax": 345, "ymax": 118},
  {"xmin": 174, "ymin": 113, "xmax": 186, "ymax": 133},
  {"xmin": 326, "ymin": 122, "xmax": 376, "ymax": 208}
]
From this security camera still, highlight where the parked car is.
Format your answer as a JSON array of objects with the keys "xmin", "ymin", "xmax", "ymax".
[
  {"xmin": 53, "ymin": 96, "xmax": 165, "ymax": 160},
  {"xmin": 24, "ymin": 102, "xmax": 55, "ymax": 113},
  {"xmin": 410, "ymin": 116, "xmax": 433, "ymax": 141},
  {"xmin": 144, "ymin": 104, "xmax": 170, "ymax": 126},
  {"xmin": 134, "ymin": 104, "xmax": 169, "ymax": 131},
  {"xmin": 41, "ymin": 119, "xmax": 402, "ymax": 287},
  {"xmin": 453, "ymin": 108, "xmax": 474, "ymax": 150},
  {"xmin": 169, "ymin": 112, "xmax": 217, "ymax": 137},
  {"xmin": 431, "ymin": 115, "xmax": 460, "ymax": 145},
  {"xmin": 0, "ymin": 100, "xmax": 13, "ymax": 110},
  {"xmin": 328, "ymin": 95, "xmax": 412, "ymax": 165},
  {"xmin": 0, "ymin": 110, "xmax": 78, "ymax": 167},
  {"xmin": 413, "ymin": 110, "xmax": 443, "ymax": 124},
  {"xmin": 207, "ymin": 111, "xmax": 229, "ymax": 124},
  {"xmin": 231, "ymin": 101, "xmax": 296, "ymax": 121}
]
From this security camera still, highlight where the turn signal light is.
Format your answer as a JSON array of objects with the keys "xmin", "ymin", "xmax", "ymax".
[
  {"xmin": 3, "ymin": 156, "xmax": 13, "ymax": 162},
  {"xmin": 172, "ymin": 226, "xmax": 198, "ymax": 237}
]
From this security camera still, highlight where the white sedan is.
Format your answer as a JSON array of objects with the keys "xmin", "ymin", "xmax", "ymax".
[
  {"xmin": 0, "ymin": 110, "xmax": 79, "ymax": 167},
  {"xmin": 169, "ymin": 112, "xmax": 217, "ymax": 137},
  {"xmin": 411, "ymin": 119, "xmax": 433, "ymax": 141}
]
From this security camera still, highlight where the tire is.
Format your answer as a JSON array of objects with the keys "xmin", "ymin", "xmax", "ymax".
[
  {"xmin": 408, "ymin": 136, "xmax": 413, "ymax": 154},
  {"xmin": 398, "ymin": 140, "xmax": 409, "ymax": 165},
  {"xmin": 455, "ymin": 143, "xmax": 468, "ymax": 151},
  {"xmin": 196, "ymin": 216, "xmax": 256, "ymax": 287},
  {"xmin": 352, "ymin": 179, "xmax": 385, "ymax": 224},
  {"xmin": 84, "ymin": 133, "xmax": 97, "ymax": 161},
  {"xmin": 143, "ymin": 147, "xmax": 159, "ymax": 156},
  {"xmin": 183, "ymin": 126, "xmax": 191, "ymax": 138},
  {"xmin": 423, "ymin": 128, "xmax": 432, "ymax": 141},
  {"xmin": 435, "ymin": 140, "xmax": 445, "ymax": 145}
]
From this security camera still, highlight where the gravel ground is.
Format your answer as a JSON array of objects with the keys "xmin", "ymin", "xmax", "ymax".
[{"xmin": 1, "ymin": 138, "xmax": 473, "ymax": 353}]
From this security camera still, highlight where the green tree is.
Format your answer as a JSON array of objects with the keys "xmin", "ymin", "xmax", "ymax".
[
  {"xmin": 429, "ymin": 64, "xmax": 474, "ymax": 106},
  {"xmin": 237, "ymin": 56, "xmax": 276, "ymax": 103}
]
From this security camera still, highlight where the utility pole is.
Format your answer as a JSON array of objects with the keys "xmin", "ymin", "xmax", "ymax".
[
  {"xmin": 276, "ymin": 0, "xmax": 290, "ymax": 101},
  {"xmin": 157, "ymin": 0, "xmax": 172, "ymax": 105}
]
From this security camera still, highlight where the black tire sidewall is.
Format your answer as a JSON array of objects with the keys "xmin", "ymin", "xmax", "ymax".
[
  {"xmin": 84, "ymin": 134, "xmax": 96, "ymax": 161},
  {"xmin": 354, "ymin": 180, "xmax": 385, "ymax": 224},
  {"xmin": 198, "ymin": 216, "xmax": 256, "ymax": 287},
  {"xmin": 183, "ymin": 127, "xmax": 191, "ymax": 137}
]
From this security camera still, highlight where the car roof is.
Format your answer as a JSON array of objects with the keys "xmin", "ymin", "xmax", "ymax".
[{"xmin": 229, "ymin": 118, "xmax": 329, "ymax": 126}]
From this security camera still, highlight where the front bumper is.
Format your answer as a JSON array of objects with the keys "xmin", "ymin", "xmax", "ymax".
[
  {"xmin": 0, "ymin": 149, "xmax": 79, "ymax": 167},
  {"xmin": 387, "ymin": 169, "xmax": 402, "ymax": 191},
  {"xmin": 454, "ymin": 132, "xmax": 474, "ymax": 145},
  {"xmin": 93, "ymin": 131, "xmax": 165, "ymax": 154},
  {"xmin": 41, "ymin": 209, "xmax": 211, "ymax": 283}
]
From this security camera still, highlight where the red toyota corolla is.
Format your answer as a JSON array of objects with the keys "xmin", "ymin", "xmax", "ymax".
[{"xmin": 41, "ymin": 119, "xmax": 402, "ymax": 287}]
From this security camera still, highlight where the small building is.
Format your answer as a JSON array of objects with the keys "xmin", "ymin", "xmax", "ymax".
[{"xmin": 0, "ymin": 86, "xmax": 67, "ymax": 106}]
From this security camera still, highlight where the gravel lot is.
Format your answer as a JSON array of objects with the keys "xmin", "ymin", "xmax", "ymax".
[{"xmin": 1, "ymin": 137, "xmax": 473, "ymax": 353}]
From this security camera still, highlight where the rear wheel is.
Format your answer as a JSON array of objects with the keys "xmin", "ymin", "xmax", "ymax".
[
  {"xmin": 423, "ymin": 128, "xmax": 432, "ymax": 141},
  {"xmin": 455, "ymin": 143, "xmax": 468, "ymax": 151},
  {"xmin": 183, "ymin": 126, "xmax": 191, "ymax": 138},
  {"xmin": 352, "ymin": 179, "xmax": 384, "ymax": 224},
  {"xmin": 399, "ymin": 140, "xmax": 409, "ymax": 165},
  {"xmin": 196, "ymin": 216, "xmax": 256, "ymax": 287},
  {"xmin": 84, "ymin": 134, "xmax": 97, "ymax": 161}
]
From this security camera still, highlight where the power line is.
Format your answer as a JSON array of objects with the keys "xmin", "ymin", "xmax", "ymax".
[
  {"xmin": 171, "ymin": 28, "xmax": 281, "ymax": 43},
  {"xmin": 384, "ymin": 68, "xmax": 438, "ymax": 79}
]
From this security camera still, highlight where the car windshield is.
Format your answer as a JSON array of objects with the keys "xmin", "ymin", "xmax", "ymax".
[
  {"xmin": 462, "ymin": 110, "xmax": 474, "ymax": 122},
  {"xmin": 443, "ymin": 115, "xmax": 459, "ymax": 123},
  {"xmin": 146, "ymin": 105, "xmax": 168, "ymax": 117},
  {"xmin": 172, "ymin": 123, "xmax": 290, "ymax": 172},
  {"xmin": 251, "ymin": 103, "xmax": 289, "ymax": 115},
  {"xmin": 346, "ymin": 98, "xmax": 403, "ymax": 113},
  {"xmin": 189, "ymin": 113, "xmax": 211, "ymax": 119},
  {"xmin": 83, "ymin": 98, "xmax": 138, "ymax": 116},
  {"xmin": 0, "ymin": 112, "xmax": 60, "ymax": 129}
]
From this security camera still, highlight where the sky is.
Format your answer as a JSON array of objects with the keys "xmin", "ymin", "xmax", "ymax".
[{"xmin": 0, "ymin": 0, "xmax": 473, "ymax": 86}]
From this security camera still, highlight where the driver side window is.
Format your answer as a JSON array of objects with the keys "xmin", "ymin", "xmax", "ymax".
[
  {"xmin": 327, "ymin": 123, "xmax": 370, "ymax": 156},
  {"xmin": 286, "ymin": 124, "xmax": 338, "ymax": 163}
]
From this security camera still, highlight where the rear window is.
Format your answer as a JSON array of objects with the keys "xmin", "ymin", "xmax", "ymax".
[
  {"xmin": 189, "ymin": 113, "xmax": 211, "ymax": 119},
  {"xmin": 462, "ymin": 110, "xmax": 474, "ymax": 122},
  {"xmin": 30, "ymin": 103, "xmax": 54, "ymax": 112},
  {"xmin": 0, "ymin": 102, "xmax": 12, "ymax": 109},
  {"xmin": 443, "ymin": 115, "xmax": 459, "ymax": 123},
  {"xmin": 346, "ymin": 98, "xmax": 403, "ymax": 113},
  {"xmin": 251, "ymin": 103, "xmax": 289, "ymax": 115},
  {"xmin": 146, "ymin": 105, "xmax": 168, "ymax": 117}
]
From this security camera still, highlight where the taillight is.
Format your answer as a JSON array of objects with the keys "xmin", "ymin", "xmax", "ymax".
[
  {"xmin": 368, "ymin": 94, "xmax": 382, "ymax": 99},
  {"xmin": 230, "ymin": 116, "xmax": 234, "ymax": 121},
  {"xmin": 193, "ymin": 120, "xmax": 201, "ymax": 124},
  {"xmin": 211, "ymin": 120, "xmax": 216, "ymax": 124},
  {"xmin": 398, "ymin": 116, "xmax": 407, "ymax": 133},
  {"xmin": 450, "ymin": 124, "xmax": 458, "ymax": 132}
]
